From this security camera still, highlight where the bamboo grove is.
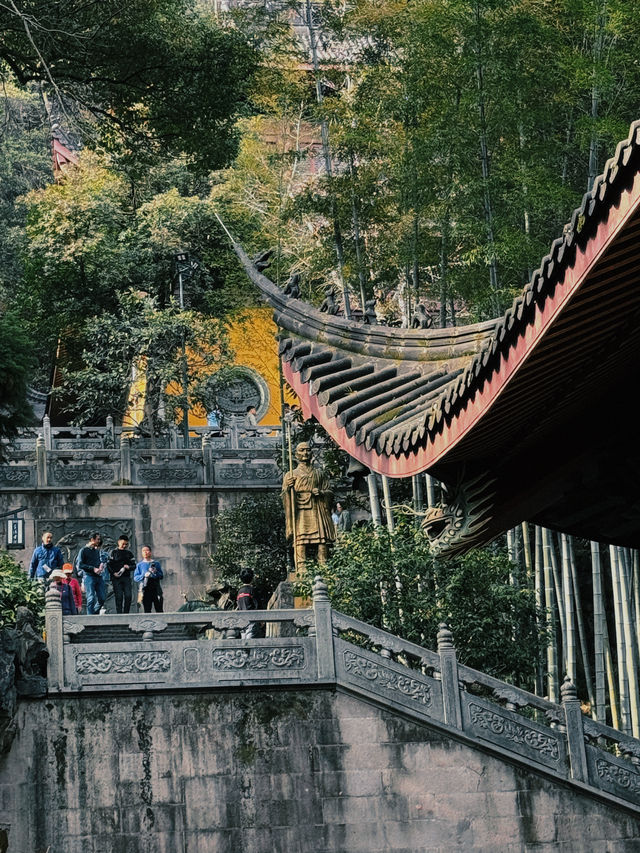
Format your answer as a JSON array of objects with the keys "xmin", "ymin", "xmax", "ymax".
[
  {"xmin": 363, "ymin": 471, "xmax": 640, "ymax": 735},
  {"xmin": 218, "ymin": 0, "xmax": 640, "ymax": 324}
]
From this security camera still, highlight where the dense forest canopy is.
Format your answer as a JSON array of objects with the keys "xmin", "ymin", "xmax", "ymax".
[{"xmin": 2, "ymin": 0, "xmax": 640, "ymax": 428}]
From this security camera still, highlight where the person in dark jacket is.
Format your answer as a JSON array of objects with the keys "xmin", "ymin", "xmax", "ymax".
[
  {"xmin": 78, "ymin": 532, "xmax": 106, "ymax": 615},
  {"xmin": 108, "ymin": 535, "xmax": 135, "ymax": 613},
  {"xmin": 49, "ymin": 570, "xmax": 77, "ymax": 615},
  {"xmin": 237, "ymin": 567, "xmax": 259, "ymax": 638},
  {"xmin": 29, "ymin": 531, "xmax": 64, "ymax": 580}
]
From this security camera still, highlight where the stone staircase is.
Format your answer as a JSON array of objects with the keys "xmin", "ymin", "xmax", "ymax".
[{"xmin": 45, "ymin": 577, "xmax": 640, "ymax": 813}]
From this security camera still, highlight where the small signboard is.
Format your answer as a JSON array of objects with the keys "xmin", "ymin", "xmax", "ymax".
[{"xmin": 6, "ymin": 516, "xmax": 25, "ymax": 549}]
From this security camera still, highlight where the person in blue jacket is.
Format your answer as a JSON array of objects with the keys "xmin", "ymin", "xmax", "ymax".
[
  {"xmin": 134, "ymin": 546, "xmax": 164, "ymax": 613},
  {"xmin": 29, "ymin": 531, "xmax": 64, "ymax": 580}
]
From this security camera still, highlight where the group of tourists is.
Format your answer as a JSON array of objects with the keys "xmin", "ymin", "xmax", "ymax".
[{"xmin": 29, "ymin": 531, "xmax": 164, "ymax": 616}]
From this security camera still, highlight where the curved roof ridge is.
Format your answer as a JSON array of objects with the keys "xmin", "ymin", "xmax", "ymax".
[{"xmin": 230, "ymin": 241, "xmax": 498, "ymax": 361}]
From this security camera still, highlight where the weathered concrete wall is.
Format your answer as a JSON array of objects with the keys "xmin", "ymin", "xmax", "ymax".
[
  {"xmin": 1, "ymin": 688, "xmax": 639, "ymax": 853},
  {"xmin": 0, "ymin": 487, "xmax": 274, "ymax": 610}
]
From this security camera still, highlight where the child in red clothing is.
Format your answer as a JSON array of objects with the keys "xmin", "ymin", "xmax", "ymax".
[{"xmin": 62, "ymin": 563, "xmax": 83, "ymax": 613}]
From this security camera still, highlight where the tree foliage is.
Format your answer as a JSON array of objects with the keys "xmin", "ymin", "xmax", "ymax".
[
  {"xmin": 0, "ymin": 311, "xmax": 34, "ymax": 449},
  {"xmin": 14, "ymin": 151, "xmax": 248, "ymax": 414},
  {"xmin": 214, "ymin": 0, "xmax": 640, "ymax": 322},
  {"xmin": 210, "ymin": 494, "xmax": 289, "ymax": 608},
  {"xmin": 0, "ymin": 551, "xmax": 45, "ymax": 629},
  {"xmin": 0, "ymin": 0, "xmax": 257, "ymax": 172},
  {"xmin": 299, "ymin": 521, "xmax": 545, "ymax": 687}
]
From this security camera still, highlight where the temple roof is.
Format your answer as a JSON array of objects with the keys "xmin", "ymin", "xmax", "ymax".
[{"xmin": 230, "ymin": 119, "xmax": 640, "ymax": 551}]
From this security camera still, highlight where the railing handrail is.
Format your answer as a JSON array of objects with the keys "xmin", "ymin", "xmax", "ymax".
[{"xmin": 331, "ymin": 610, "xmax": 442, "ymax": 668}]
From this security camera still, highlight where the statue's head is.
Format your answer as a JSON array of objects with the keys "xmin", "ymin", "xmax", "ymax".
[{"xmin": 295, "ymin": 442, "xmax": 312, "ymax": 463}]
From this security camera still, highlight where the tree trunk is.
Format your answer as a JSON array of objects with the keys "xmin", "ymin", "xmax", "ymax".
[
  {"xmin": 610, "ymin": 544, "xmax": 631, "ymax": 733},
  {"xmin": 303, "ymin": 0, "xmax": 351, "ymax": 318},
  {"xmin": 588, "ymin": 1, "xmax": 607, "ymax": 191},
  {"xmin": 474, "ymin": 0, "xmax": 500, "ymax": 314},
  {"xmin": 568, "ymin": 536, "xmax": 595, "ymax": 710},
  {"xmin": 560, "ymin": 533, "xmax": 576, "ymax": 683}
]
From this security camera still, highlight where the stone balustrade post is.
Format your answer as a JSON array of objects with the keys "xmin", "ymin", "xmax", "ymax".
[
  {"xmin": 42, "ymin": 415, "xmax": 52, "ymax": 450},
  {"xmin": 561, "ymin": 675, "xmax": 588, "ymax": 782},
  {"xmin": 437, "ymin": 623, "xmax": 463, "ymax": 729},
  {"xmin": 45, "ymin": 586, "xmax": 64, "ymax": 691},
  {"xmin": 312, "ymin": 576, "xmax": 336, "ymax": 681},
  {"xmin": 106, "ymin": 415, "xmax": 115, "ymax": 447},
  {"xmin": 36, "ymin": 436, "xmax": 47, "ymax": 487},
  {"xmin": 120, "ymin": 434, "xmax": 131, "ymax": 483},
  {"xmin": 169, "ymin": 424, "xmax": 178, "ymax": 450},
  {"xmin": 202, "ymin": 435, "xmax": 213, "ymax": 485}
]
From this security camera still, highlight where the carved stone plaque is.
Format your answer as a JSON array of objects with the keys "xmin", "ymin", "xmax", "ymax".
[
  {"xmin": 468, "ymin": 702, "xmax": 560, "ymax": 761},
  {"xmin": 212, "ymin": 646, "xmax": 305, "ymax": 670},
  {"xmin": 343, "ymin": 650, "xmax": 432, "ymax": 706},
  {"xmin": 0, "ymin": 467, "xmax": 31, "ymax": 485},
  {"xmin": 75, "ymin": 651, "xmax": 170, "ymax": 674}
]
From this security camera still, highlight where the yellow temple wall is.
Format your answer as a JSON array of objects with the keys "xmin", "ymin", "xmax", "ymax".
[{"xmin": 124, "ymin": 308, "xmax": 296, "ymax": 428}]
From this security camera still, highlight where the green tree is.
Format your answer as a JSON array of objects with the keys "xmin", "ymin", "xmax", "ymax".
[
  {"xmin": 210, "ymin": 494, "xmax": 288, "ymax": 607},
  {"xmin": 58, "ymin": 290, "xmax": 231, "ymax": 438},
  {"xmin": 0, "ymin": 0, "xmax": 257, "ymax": 172},
  {"xmin": 0, "ymin": 551, "xmax": 45, "ymax": 629},
  {"xmin": 0, "ymin": 80, "xmax": 51, "ymax": 303},
  {"xmin": 15, "ymin": 152, "xmax": 249, "ymax": 413},
  {"xmin": 299, "ymin": 521, "xmax": 545, "ymax": 687}
]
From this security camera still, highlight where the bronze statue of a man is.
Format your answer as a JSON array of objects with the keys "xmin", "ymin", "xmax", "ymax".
[{"xmin": 282, "ymin": 442, "xmax": 335, "ymax": 574}]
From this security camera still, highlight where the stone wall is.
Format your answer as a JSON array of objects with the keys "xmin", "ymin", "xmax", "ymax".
[
  {"xmin": 0, "ymin": 486, "xmax": 275, "ymax": 610},
  {"xmin": 1, "ymin": 688, "xmax": 639, "ymax": 853}
]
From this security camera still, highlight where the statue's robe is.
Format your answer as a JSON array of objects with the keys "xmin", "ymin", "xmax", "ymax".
[{"xmin": 282, "ymin": 463, "xmax": 335, "ymax": 544}]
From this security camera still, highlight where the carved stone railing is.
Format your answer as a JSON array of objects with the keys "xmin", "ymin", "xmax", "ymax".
[
  {"xmin": 44, "ymin": 579, "xmax": 640, "ymax": 810},
  {"xmin": 1, "ymin": 429, "xmax": 281, "ymax": 490},
  {"xmin": 7, "ymin": 416, "xmax": 282, "ymax": 452}
]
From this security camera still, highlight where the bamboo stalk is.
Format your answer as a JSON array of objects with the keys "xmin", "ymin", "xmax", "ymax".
[
  {"xmin": 507, "ymin": 528, "xmax": 515, "ymax": 562},
  {"xmin": 560, "ymin": 533, "xmax": 576, "ymax": 683},
  {"xmin": 633, "ymin": 551, "xmax": 640, "ymax": 662},
  {"xmin": 548, "ymin": 533, "xmax": 567, "ymax": 661},
  {"xmin": 542, "ymin": 528, "xmax": 559, "ymax": 702},
  {"xmin": 424, "ymin": 474, "xmax": 436, "ymax": 508},
  {"xmin": 568, "ymin": 536, "xmax": 595, "ymax": 710},
  {"xmin": 521, "ymin": 521, "xmax": 533, "ymax": 585},
  {"xmin": 617, "ymin": 546, "xmax": 640, "ymax": 737},
  {"xmin": 604, "ymin": 625, "xmax": 620, "ymax": 730},
  {"xmin": 591, "ymin": 541, "xmax": 606, "ymax": 723},
  {"xmin": 610, "ymin": 544, "xmax": 631, "ymax": 734},
  {"xmin": 412, "ymin": 474, "xmax": 424, "ymax": 513},
  {"xmin": 534, "ymin": 526, "xmax": 544, "ymax": 696},
  {"xmin": 381, "ymin": 475, "xmax": 395, "ymax": 532},
  {"xmin": 367, "ymin": 474, "xmax": 382, "ymax": 527},
  {"xmin": 507, "ymin": 528, "xmax": 516, "ymax": 585}
]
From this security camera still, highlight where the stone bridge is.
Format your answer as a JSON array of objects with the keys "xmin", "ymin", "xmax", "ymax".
[{"xmin": 2, "ymin": 578, "xmax": 638, "ymax": 852}]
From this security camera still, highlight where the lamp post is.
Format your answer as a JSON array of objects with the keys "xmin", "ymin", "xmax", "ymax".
[{"xmin": 174, "ymin": 251, "xmax": 191, "ymax": 448}]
